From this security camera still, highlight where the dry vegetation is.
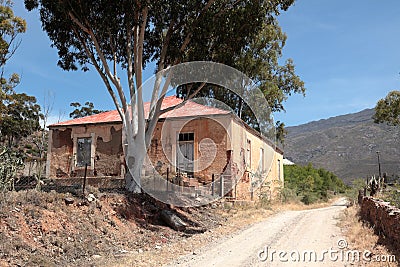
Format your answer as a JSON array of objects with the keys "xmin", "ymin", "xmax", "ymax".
[
  {"xmin": 0, "ymin": 187, "xmax": 342, "ymax": 267},
  {"xmin": 338, "ymin": 206, "xmax": 398, "ymax": 267}
]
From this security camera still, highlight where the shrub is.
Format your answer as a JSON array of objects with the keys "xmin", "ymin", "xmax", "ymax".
[{"xmin": 0, "ymin": 146, "xmax": 24, "ymax": 191}]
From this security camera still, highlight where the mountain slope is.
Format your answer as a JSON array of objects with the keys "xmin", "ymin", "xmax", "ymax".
[{"xmin": 284, "ymin": 109, "xmax": 400, "ymax": 184}]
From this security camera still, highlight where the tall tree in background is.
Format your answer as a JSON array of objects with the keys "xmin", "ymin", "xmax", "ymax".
[
  {"xmin": 1, "ymin": 93, "xmax": 41, "ymax": 148},
  {"xmin": 373, "ymin": 90, "xmax": 400, "ymax": 126},
  {"xmin": 25, "ymin": 0, "xmax": 296, "ymax": 192},
  {"xmin": 0, "ymin": 0, "xmax": 40, "ymax": 190},
  {"xmin": 69, "ymin": 101, "xmax": 103, "ymax": 118},
  {"xmin": 0, "ymin": 0, "xmax": 27, "ymax": 131},
  {"xmin": 177, "ymin": 19, "xmax": 305, "ymax": 145},
  {"xmin": 0, "ymin": 1, "xmax": 42, "ymax": 149}
]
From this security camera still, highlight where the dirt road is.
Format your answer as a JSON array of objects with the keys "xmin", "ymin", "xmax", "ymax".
[{"xmin": 165, "ymin": 198, "xmax": 348, "ymax": 267}]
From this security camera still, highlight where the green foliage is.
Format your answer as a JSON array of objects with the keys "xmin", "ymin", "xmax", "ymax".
[
  {"xmin": 0, "ymin": 91, "xmax": 42, "ymax": 147},
  {"xmin": 0, "ymin": 145, "xmax": 24, "ymax": 191},
  {"xmin": 0, "ymin": 0, "xmax": 26, "ymax": 67},
  {"xmin": 373, "ymin": 90, "xmax": 400, "ymax": 126},
  {"xmin": 383, "ymin": 184, "xmax": 400, "ymax": 208},
  {"xmin": 69, "ymin": 101, "xmax": 103, "ymax": 119},
  {"xmin": 177, "ymin": 15, "xmax": 305, "ymax": 138},
  {"xmin": 278, "ymin": 187, "xmax": 300, "ymax": 203},
  {"xmin": 344, "ymin": 178, "xmax": 366, "ymax": 202},
  {"xmin": 284, "ymin": 163, "xmax": 346, "ymax": 205},
  {"xmin": 0, "ymin": 0, "xmax": 40, "ymax": 149},
  {"xmin": 24, "ymin": 0, "xmax": 292, "ymax": 72}
]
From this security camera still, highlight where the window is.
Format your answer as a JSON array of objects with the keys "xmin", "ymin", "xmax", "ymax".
[
  {"xmin": 246, "ymin": 139, "xmax": 251, "ymax": 168},
  {"xmin": 178, "ymin": 132, "xmax": 194, "ymax": 142},
  {"xmin": 278, "ymin": 159, "xmax": 281, "ymax": 180},
  {"xmin": 77, "ymin": 137, "xmax": 92, "ymax": 167},
  {"xmin": 260, "ymin": 148, "xmax": 264, "ymax": 171}
]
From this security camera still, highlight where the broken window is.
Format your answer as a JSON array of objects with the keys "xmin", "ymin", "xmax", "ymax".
[{"xmin": 77, "ymin": 137, "xmax": 92, "ymax": 167}]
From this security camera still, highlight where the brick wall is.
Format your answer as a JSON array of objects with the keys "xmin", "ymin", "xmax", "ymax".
[{"xmin": 360, "ymin": 197, "xmax": 400, "ymax": 251}]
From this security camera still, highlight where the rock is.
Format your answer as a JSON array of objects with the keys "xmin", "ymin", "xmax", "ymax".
[
  {"xmin": 87, "ymin": 194, "xmax": 96, "ymax": 202},
  {"xmin": 64, "ymin": 197, "xmax": 74, "ymax": 205}
]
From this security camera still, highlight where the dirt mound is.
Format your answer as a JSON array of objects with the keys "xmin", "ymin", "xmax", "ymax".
[{"xmin": 0, "ymin": 188, "xmax": 223, "ymax": 266}]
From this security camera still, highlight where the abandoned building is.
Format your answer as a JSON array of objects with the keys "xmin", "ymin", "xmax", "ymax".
[{"xmin": 47, "ymin": 96, "xmax": 284, "ymax": 200}]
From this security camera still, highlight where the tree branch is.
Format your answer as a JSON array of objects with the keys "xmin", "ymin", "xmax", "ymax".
[
  {"xmin": 69, "ymin": 12, "xmax": 128, "ymax": 115},
  {"xmin": 176, "ymin": 0, "xmax": 216, "ymax": 60},
  {"xmin": 135, "ymin": 6, "xmax": 148, "ymax": 138},
  {"xmin": 159, "ymin": 82, "xmax": 206, "ymax": 116},
  {"xmin": 72, "ymin": 26, "xmax": 124, "ymax": 121}
]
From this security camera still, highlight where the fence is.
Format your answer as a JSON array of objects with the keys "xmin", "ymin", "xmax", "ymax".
[{"xmin": 6, "ymin": 165, "xmax": 267, "ymax": 207}]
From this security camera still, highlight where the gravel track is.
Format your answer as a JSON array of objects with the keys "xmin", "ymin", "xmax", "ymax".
[{"xmin": 165, "ymin": 198, "xmax": 348, "ymax": 267}]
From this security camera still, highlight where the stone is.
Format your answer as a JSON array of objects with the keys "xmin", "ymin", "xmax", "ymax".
[{"xmin": 64, "ymin": 197, "xmax": 74, "ymax": 205}]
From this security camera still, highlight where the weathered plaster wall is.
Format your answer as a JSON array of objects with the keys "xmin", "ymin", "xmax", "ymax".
[
  {"xmin": 95, "ymin": 126, "xmax": 123, "ymax": 177},
  {"xmin": 147, "ymin": 116, "xmax": 230, "ymax": 184},
  {"xmin": 230, "ymin": 119, "xmax": 284, "ymax": 201},
  {"xmin": 48, "ymin": 124, "xmax": 123, "ymax": 178},
  {"xmin": 49, "ymin": 128, "xmax": 73, "ymax": 178}
]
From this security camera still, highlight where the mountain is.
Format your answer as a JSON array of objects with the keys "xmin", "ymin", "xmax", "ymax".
[{"xmin": 284, "ymin": 108, "xmax": 400, "ymax": 184}]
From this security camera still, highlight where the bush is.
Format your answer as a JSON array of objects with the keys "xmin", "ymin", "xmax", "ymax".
[
  {"xmin": 279, "ymin": 187, "xmax": 300, "ymax": 203},
  {"xmin": 301, "ymin": 192, "xmax": 319, "ymax": 205},
  {"xmin": 382, "ymin": 184, "xmax": 400, "ymax": 208},
  {"xmin": 0, "ymin": 146, "xmax": 24, "ymax": 191},
  {"xmin": 284, "ymin": 163, "xmax": 347, "ymax": 205}
]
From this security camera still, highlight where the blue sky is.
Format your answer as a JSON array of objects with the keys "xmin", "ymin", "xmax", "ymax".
[{"xmin": 6, "ymin": 0, "xmax": 400, "ymax": 126}]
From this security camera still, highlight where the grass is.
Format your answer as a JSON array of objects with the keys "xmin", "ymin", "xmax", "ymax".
[{"xmin": 338, "ymin": 206, "xmax": 398, "ymax": 266}]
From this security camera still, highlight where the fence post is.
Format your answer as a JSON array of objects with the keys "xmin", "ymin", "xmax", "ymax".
[
  {"xmin": 220, "ymin": 175, "xmax": 224, "ymax": 197},
  {"xmin": 166, "ymin": 167, "xmax": 169, "ymax": 192},
  {"xmin": 211, "ymin": 174, "xmax": 215, "ymax": 196},
  {"xmin": 82, "ymin": 163, "xmax": 88, "ymax": 195}
]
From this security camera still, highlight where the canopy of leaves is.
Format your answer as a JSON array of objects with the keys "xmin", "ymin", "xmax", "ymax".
[
  {"xmin": 284, "ymin": 163, "xmax": 346, "ymax": 204},
  {"xmin": 25, "ymin": 0, "xmax": 294, "ymax": 73},
  {"xmin": 0, "ymin": 92, "xmax": 42, "ymax": 147},
  {"xmin": 373, "ymin": 90, "xmax": 400, "ymax": 126},
  {"xmin": 0, "ymin": 0, "xmax": 26, "ymax": 67},
  {"xmin": 69, "ymin": 101, "xmax": 103, "ymax": 119},
  {"xmin": 0, "ymin": 1, "xmax": 40, "ymax": 149},
  {"xmin": 177, "ymin": 15, "xmax": 305, "ymax": 144}
]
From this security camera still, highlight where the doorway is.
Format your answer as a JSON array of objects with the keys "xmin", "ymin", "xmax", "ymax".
[{"xmin": 177, "ymin": 132, "xmax": 194, "ymax": 177}]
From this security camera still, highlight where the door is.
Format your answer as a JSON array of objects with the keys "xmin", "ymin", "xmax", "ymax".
[{"xmin": 177, "ymin": 133, "xmax": 194, "ymax": 177}]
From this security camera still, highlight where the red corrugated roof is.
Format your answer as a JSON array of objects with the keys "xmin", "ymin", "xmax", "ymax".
[{"xmin": 50, "ymin": 96, "xmax": 230, "ymax": 127}]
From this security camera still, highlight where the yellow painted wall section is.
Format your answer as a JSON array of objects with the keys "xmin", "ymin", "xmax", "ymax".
[{"xmin": 230, "ymin": 118, "xmax": 284, "ymax": 200}]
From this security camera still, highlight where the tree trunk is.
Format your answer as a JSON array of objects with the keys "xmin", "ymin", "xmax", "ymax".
[
  {"xmin": 160, "ymin": 210, "xmax": 187, "ymax": 231},
  {"xmin": 123, "ymin": 126, "xmax": 146, "ymax": 193}
]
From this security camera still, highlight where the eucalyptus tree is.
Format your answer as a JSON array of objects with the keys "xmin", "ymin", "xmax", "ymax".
[
  {"xmin": 25, "ymin": 0, "xmax": 295, "ymax": 192},
  {"xmin": 373, "ymin": 90, "xmax": 400, "ymax": 126}
]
